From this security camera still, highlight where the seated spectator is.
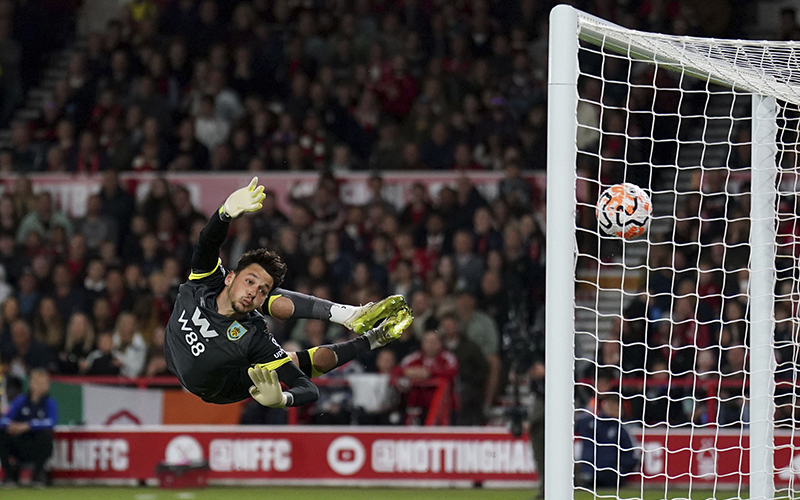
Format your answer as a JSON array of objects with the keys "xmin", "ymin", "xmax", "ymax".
[
  {"xmin": 144, "ymin": 326, "xmax": 169, "ymax": 377},
  {"xmin": 387, "ymin": 259, "xmax": 422, "ymax": 302},
  {"xmin": 68, "ymin": 130, "xmax": 108, "ymax": 173},
  {"xmin": 10, "ymin": 123, "xmax": 44, "ymax": 173},
  {"xmin": 396, "ymin": 330, "xmax": 458, "ymax": 425},
  {"xmin": 637, "ymin": 358, "xmax": 688, "ymax": 426},
  {"xmin": 31, "ymin": 297, "xmax": 64, "ymax": 353},
  {"xmin": 82, "ymin": 331, "xmax": 121, "ymax": 376},
  {"xmin": 6, "ymin": 319, "xmax": 54, "ymax": 377},
  {"xmin": 0, "ymin": 369, "xmax": 57, "ymax": 486},
  {"xmin": 112, "ymin": 312, "xmax": 147, "ymax": 378},
  {"xmin": 57, "ymin": 312, "xmax": 94, "ymax": 375},
  {"xmin": 719, "ymin": 344, "xmax": 749, "ymax": 426},
  {"xmin": 0, "ymin": 266, "xmax": 14, "ymax": 306},
  {"xmin": 16, "ymin": 192, "xmax": 73, "ymax": 245},
  {"xmin": 194, "ymin": 94, "xmax": 230, "ymax": 152},
  {"xmin": 575, "ymin": 394, "xmax": 638, "ymax": 489},
  {"xmin": 76, "ymin": 194, "xmax": 119, "ymax": 251}
]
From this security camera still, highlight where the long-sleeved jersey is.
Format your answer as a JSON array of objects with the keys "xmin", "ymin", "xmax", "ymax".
[
  {"xmin": 164, "ymin": 209, "xmax": 317, "ymax": 406},
  {"xmin": 0, "ymin": 393, "xmax": 57, "ymax": 430}
]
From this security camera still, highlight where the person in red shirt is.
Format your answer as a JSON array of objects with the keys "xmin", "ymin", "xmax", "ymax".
[{"xmin": 396, "ymin": 330, "xmax": 458, "ymax": 424}]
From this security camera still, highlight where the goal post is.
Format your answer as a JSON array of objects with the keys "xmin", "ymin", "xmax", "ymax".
[
  {"xmin": 545, "ymin": 5, "xmax": 580, "ymax": 500},
  {"xmin": 546, "ymin": 4, "xmax": 793, "ymax": 499},
  {"xmin": 750, "ymin": 94, "xmax": 778, "ymax": 500}
]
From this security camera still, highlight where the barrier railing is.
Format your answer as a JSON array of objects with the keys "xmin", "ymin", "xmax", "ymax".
[{"xmin": 51, "ymin": 374, "xmax": 453, "ymax": 426}]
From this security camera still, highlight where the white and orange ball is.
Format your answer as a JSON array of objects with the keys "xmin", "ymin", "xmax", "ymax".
[{"xmin": 595, "ymin": 183, "xmax": 651, "ymax": 240}]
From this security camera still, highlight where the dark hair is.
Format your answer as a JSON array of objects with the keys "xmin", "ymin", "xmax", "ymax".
[
  {"xmin": 598, "ymin": 393, "xmax": 621, "ymax": 408},
  {"xmin": 235, "ymin": 248, "xmax": 287, "ymax": 290}
]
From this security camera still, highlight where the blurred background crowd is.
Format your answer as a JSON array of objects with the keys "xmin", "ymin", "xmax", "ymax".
[{"xmin": 0, "ymin": 0, "xmax": 780, "ymax": 428}]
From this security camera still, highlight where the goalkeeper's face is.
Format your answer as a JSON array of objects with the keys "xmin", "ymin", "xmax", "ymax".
[{"xmin": 225, "ymin": 263, "xmax": 274, "ymax": 315}]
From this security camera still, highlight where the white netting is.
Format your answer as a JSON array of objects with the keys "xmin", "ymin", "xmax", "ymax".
[
  {"xmin": 563, "ymin": 12, "xmax": 800, "ymax": 500},
  {"xmin": 578, "ymin": 14, "xmax": 800, "ymax": 105}
]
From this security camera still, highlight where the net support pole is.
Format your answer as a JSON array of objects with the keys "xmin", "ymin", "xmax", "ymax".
[
  {"xmin": 545, "ymin": 5, "xmax": 579, "ymax": 500},
  {"xmin": 749, "ymin": 94, "xmax": 777, "ymax": 500}
]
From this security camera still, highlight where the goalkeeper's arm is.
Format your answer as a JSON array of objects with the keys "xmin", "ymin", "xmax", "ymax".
[{"xmin": 190, "ymin": 177, "xmax": 266, "ymax": 276}]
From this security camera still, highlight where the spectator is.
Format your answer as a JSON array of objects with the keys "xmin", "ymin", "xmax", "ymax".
[
  {"xmin": 575, "ymin": 394, "xmax": 638, "ymax": 488},
  {"xmin": 450, "ymin": 229, "xmax": 483, "ymax": 294},
  {"xmin": 82, "ymin": 331, "xmax": 120, "ymax": 375},
  {"xmin": 0, "ymin": 266, "xmax": 12, "ymax": 307},
  {"xmin": 57, "ymin": 312, "xmax": 94, "ymax": 375},
  {"xmin": 397, "ymin": 330, "xmax": 458, "ymax": 425},
  {"xmin": 10, "ymin": 122, "xmax": 44, "ymax": 173},
  {"xmin": 455, "ymin": 290, "xmax": 501, "ymax": 408},
  {"xmin": 438, "ymin": 312, "xmax": 488, "ymax": 425},
  {"xmin": 0, "ymin": 194, "xmax": 19, "ymax": 236},
  {"xmin": 719, "ymin": 344, "xmax": 749, "ymax": 426},
  {"xmin": 194, "ymin": 94, "xmax": 230, "ymax": 151},
  {"xmin": 0, "ymin": 369, "xmax": 57, "ymax": 486},
  {"xmin": 111, "ymin": 311, "xmax": 146, "ymax": 378},
  {"xmin": 51, "ymin": 262, "xmax": 87, "ymax": 323},
  {"xmin": 98, "ymin": 170, "xmax": 135, "ymax": 237},
  {"xmin": 222, "ymin": 216, "xmax": 259, "ymax": 268},
  {"xmin": 16, "ymin": 192, "xmax": 73, "ymax": 245},
  {"xmin": 144, "ymin": 325, "xmax": 169, "ymax": 376},
  {"xmin": 15, "ymin": 269, "xmax": 39, "ymax": 320},
  {"xmin": 31, "ymin": 297, "xmax": 64, "ymax": 353},
  {"xmin": 75, "ymin": 193, "xmax": 119, "ymax": 250},
  {"xmin": 0, "ymin": 18, "xmax": 22, "ymax": 127},
  {"xmin": 420, "ymin": 121, "xmax": 455, "ymax": 170},
  {"xmin": 6, "ymin": 319, "xmax": 55, "ymax": 377},
  {"xmin": 68, "ymin": 130, "xmax": 108, "ymax": 173}
]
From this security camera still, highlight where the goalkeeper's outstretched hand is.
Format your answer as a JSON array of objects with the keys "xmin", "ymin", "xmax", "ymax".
[
  {"xmin": 222, "ymin": 177, "xmax": 265, "ymax": 218},
  {"xmin": 248, "ymin": 365, "xmax": 288, "ymax": 408}
]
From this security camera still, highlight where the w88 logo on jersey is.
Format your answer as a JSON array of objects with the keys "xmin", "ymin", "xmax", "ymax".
[
  {"xmin": 177, "ymin": 307, "xmax": 218, "ymax": 357},
  {"xmin": 184, "ymin": 331, "xmax": 205, "ymax": 356}
]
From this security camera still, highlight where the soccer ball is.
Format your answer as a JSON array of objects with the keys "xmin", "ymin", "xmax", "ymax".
[{"xmin": 595, "ymin": 183, "xmax": 651, "ymax": 240}]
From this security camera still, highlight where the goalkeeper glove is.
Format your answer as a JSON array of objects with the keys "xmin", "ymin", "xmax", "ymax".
[
  {"xmin": 248, "ymin": 365, "xmax": 289, "ymax": 408},
  {"xmin": 222, "ymin": 177, "xmax": 265, "ymax": 219}
]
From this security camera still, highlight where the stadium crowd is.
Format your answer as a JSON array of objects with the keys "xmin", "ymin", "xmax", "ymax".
[{"xmin": 0, "ymin": 0, "xmax": 767, "ymax": 430}]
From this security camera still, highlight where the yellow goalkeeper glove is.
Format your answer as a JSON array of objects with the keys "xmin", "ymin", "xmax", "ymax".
[
  {"xmin": 247, "ymin": 365, "xmax": 289, "ymax": 408},
  {"xmin": 222, "ymin": 177, "xmax": 265, "ymax": 219}
]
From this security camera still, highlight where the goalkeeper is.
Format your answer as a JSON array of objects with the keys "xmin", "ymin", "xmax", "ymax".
[{"xmin": 164, "ymin": 177, "xmax": 412, "ymax": 408}]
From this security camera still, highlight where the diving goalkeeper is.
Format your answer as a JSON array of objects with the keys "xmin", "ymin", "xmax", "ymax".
[{"xmin": 164, "ymin": 177, "xmax": 412, "ymax": 408}]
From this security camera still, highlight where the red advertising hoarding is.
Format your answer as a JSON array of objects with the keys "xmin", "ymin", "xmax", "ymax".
[
  {"xmin": 47, "ymin": 426, "xmax": 800, "ymax": 487},
  {"xmin": 49, "ymin": 426, "xmax": 536, "ymax": 486}
]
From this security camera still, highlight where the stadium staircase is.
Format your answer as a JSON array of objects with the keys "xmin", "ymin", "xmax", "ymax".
[{"xmin": 0, "ymin": 42, "xmax": 83, "ymax": 149}]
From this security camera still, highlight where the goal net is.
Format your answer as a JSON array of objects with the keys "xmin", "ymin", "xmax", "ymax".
[{"xmin": 546, "ymin": 5, "xmax": 800, "ymax": 500}]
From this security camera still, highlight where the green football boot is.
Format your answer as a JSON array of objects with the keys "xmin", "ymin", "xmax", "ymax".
[
  {"xmin": 344, "ymin": 294, "xmax": 408, "ymax": 334},
  {"xmin": 364, "ymin": 306, "xmax": 414, "ymax": 349}
]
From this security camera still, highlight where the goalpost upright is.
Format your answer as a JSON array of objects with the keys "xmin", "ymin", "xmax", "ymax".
[
  {"xmin": 547, "ymin": 4, "xmax": 786, "ymax": 499},
  {"xmin": 749, "ymin": 95, "xmax": 777, "ymax": 500},
  {"xmin": 545, "ymin": 5, "xmax": 580, "ymax": 500}
]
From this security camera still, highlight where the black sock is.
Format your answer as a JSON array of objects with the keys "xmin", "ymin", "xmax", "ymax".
[
  {"xmin": 272, "ymin": 288, "xmax": 333, "ymax": 320},
  {"xmin": 322, "ymin": 336, "xmax": 370, "ymax": 369}
]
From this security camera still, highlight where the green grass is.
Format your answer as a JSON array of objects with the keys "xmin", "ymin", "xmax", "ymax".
[
  {"xmin": 0, "ymin": 487, "xmax": 531, "ymax": 500},
  {"xmin": 0, "ymin": 487, "xmax": 783, "ymax": 500}
]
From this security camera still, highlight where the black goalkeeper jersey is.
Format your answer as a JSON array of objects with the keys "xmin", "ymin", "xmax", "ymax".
[
  {"xmin": 164, "ymin": 208, "xmax": 317, "ymax": 405},
  {"xmin": 164, "ymin": 261, "xmax": 289, "ymax": 400}
]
